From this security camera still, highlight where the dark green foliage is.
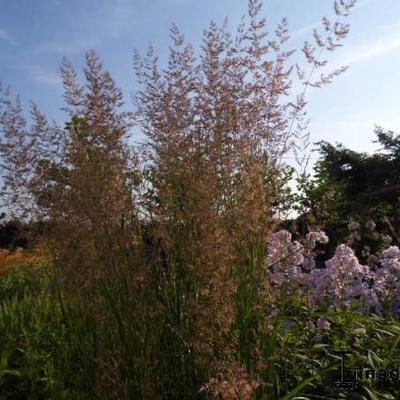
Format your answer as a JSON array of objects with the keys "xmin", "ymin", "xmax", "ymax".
[
  {"xmin": 3, "ymin": 263, "xmax": 400, "ymax": 399},
  {"xmin": 294, "ymin": 129, "xmax": 400, "ymax": 259},
  {"xmin": 0, "ymin": 294, "xmax": 98, "ymax": 400},
  {"xmin": 0, "ymin": 265, "xmax": 47, "ymax": 303},
  {"xmin": 0, "ymin": 219, "xmax": 45, "ymax": 250},
  {"xmin": 276, "ymin": 308, "xmax": 400, "ymax": 399},
  {"xmin": 0, "ymin": 219, "xmax": 27, "ymax": 249}
]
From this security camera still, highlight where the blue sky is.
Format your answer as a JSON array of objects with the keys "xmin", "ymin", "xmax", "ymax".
[{"xmin": 1, "ymin": 0, "xmax": 400, "ymax": 162}]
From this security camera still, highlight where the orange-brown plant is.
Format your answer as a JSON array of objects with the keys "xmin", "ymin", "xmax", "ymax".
[
  {"xmin": 0, "ymin": 52, "xmax": 147, "ymax": 398},
  {"xmin": 133, "ymin": 0, "xmax": 358, "ymax": 397},
  {"xmin": 1, "ymin": 50, "xmax": 140, "ymax": 285},
  {"xmin": 0, "ymin": 0, "xmax": 358, "ymax": 398}
]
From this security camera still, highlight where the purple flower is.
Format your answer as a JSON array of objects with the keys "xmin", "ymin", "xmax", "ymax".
[
  {"xmin": 264, "ymin": 229, "xmax": 400, "ymax": 316},
  {"xmin": 306, "ymin": 230, "xmax": 329, "ymax": 245},
  {"xmin": 393, "ymin": 304, "xmax": 400, "ymax": 317},
  {"xmin": 317, "ymin": 317, "xmax": 331, "ymax": 331},
  {"xmin": 310, "ymin": 245, "xmax": 372, "ymax": 310}
]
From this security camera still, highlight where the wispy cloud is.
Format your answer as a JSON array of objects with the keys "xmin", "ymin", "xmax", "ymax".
[
  {"xmin": 19, "ymin": 64, "xmax": 62, "ymax": 88},
  {"xmin": 291, "ymin": 21, "xmax": 320, "ymax": 40},
  {"xmin": 354, "ymin": 0, "xmax": 374, "ymax": 10},
  {"xmin": 28, "ymin": 37, "xmax": 100, "ymax": 56},
  {"xmin": 290, "ymin": 0, "xmax": 376, "ymax": 41},
  {"xmin": 0, "ymin": 29, "xmax": 17, "ymax": 45},
  {"xmin": 105, "ymin": 0, "xmax": 141, "ymax": 38},
  {"xmin": 340, "ymin": 33, "xmax": 400, "ymax": 65}
]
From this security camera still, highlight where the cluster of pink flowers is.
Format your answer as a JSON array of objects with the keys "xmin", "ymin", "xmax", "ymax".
[
  {"xmin": 266, "ymin": 229, "xmax": 400, "ymax": 315},
  {"xmin": 266, "ymin": 229, "xmax": 329, "ymax": 288},
  {"xmin": 309, "ymin": 244, "xmax": 374, "ymax": 310},
  {"xmin": 316, "ymin": 317, "xmax": 331, "ymax": 331},
  {"xmin": 266, "ymin": 230, "xmax": 304, "ymax": 287},
  {"xmin": 374, "ymin": 246, "xmax": 400, "ymax": 312},
  {"xmin": 305, "ymin": 230, "xmax": 329, "ymax": 247}
]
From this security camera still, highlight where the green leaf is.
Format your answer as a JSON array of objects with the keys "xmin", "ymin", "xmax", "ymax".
[{"xmin": 363, "ymin": 386, "xmax": 380, "ymax": 400}]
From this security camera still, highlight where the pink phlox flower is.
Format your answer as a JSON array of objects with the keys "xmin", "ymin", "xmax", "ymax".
[
  {"xmin": 306, "ymin": 230, "xmax": 329, "ymax": 246},
  {"xmin": 317, "ymin": 317, "xmax": 331, "ymax": 331}
]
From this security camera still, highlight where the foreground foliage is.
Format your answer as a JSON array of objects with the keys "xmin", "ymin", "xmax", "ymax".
[{"xmin": 1, "ymin": 263, "xmax": 400, "ymax": 399}]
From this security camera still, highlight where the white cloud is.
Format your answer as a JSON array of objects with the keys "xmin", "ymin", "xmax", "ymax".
[
  {"xmin": 340, "ymin": 34, "xmax": 400, "ymax": 66},
  {"xmin": 30, "ymin": 38, "xmax": 99, "ymax": 55},
  {"xmin": 20, "ymin": 64, "xmax": 62, "ymax": 88},
  {"xmin": 290, "ymin": 0, "xmax": 376, "ymax": 41},
  {"xmin": 0, "ymin": 29, "xmax": 17, "ymax": 45},
  {"xmin": 31, "ymin": 67, "xmax": 61, "ymax": 87},
  {"xmin": 354, "ymin": 0, "xmax": 374, "ymax": 10},
  {"xmin": 291, "ymin": 21, "xmax": 320, "ymax": 40}
]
